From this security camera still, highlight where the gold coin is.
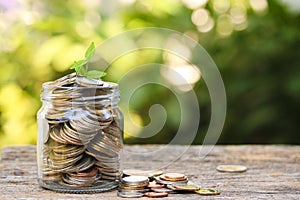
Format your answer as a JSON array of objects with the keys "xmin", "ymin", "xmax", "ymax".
[
  {"xmin": 195, "ymin": 188, "xmax": 220, "ymax": 195},
  {"xmin": 216, "ymin": 165, "xmax": 247, "ymax": 173},
  {"xmin": 160, "ymin": 173, "xmax": 187, "ymax": 181},
  {"xmin": 154, "ymin": 176, "xmax": 188, "ymax": 185},
  {"xmin": 172, "ymin": 184, "xmax": 199, "ymax": 191}
]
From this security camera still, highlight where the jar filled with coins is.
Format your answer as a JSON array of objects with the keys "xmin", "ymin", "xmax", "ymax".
[{"xmin": 37, "ymin": 73, "xmax": 123, "ymax": 193}]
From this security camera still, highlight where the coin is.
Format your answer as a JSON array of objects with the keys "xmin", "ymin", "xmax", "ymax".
[
  {"xmin": 117, "ymin": 191, "xmax": 144, "ymax": 198},
  {"xmin": 216, "ymin": 165, "xmax": 247, "ymax": 173},
  {"xmin": 195, "ymin": 188, "xmax": 220, "ymax": 195},
  {"xmin": 122, "ymin": 176, "xmax": 149, "ymax": 184},
  {"xmin": 119, "ymin": 175, "xmax": 150, "ymax": 196},
  {"xmin": 42, "ymin": 174, "xmax": 62, "ymax": 182},
  {"xmin": 69, "ymin": 155, "xmax": 95, "ymax": 172},
  {"xmin": 172, "ymin": 183, "xmax": 199, "ymax": 191},
  {"xmin": 119, "ymin": 185, "xmax": 148, "ymax": 190},
  {"xmin": 151, "ymin": 187, "xmax": 176, "ymax": 194},
  {"xmin": 49, "ymin": 72, "xmax": 76, "ymax": 87},
  {"xmin": 61, "ymin": 167, "xmax": 100, "ymax": 187},
  {"xmin": 147, "ymin": 181, "xmax": 165, "ymax": 188},
  {"xmin": 121, "ymin": 176, "xmax": 149, "ymax": 188},
  {"xmin": 144, "ymin": 192, "xmax": 168, "ymax": 198},
  {"xmin": 76, "ymin": 76, "xmax": 104, "ymax": 87},
  {"xmin": 154, "ymin": 176, "xmax": 188, "ymax": 185},
  {"xmin": 149, "ymin": 170, "xmax": 163, "ymax": 177},
  {"xmin": 161, "ymin": 173, "xmax": 187, "ymax": 181},
  {"xmin": 50, "ymin": 154, "xmax": 83, "ymax": 170}
]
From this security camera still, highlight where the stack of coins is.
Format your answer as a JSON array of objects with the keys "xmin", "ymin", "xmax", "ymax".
[
  {"xmin": 117, "ymin": 171, "xmax": 220, "ymax": 198},
  {"xmin": 40, "ymin": 73, "xmax": 123, "ymax": 192},
  {"xmin": 118, "ymin": 176, "xmax": 150, "ymax": 198},
  {"xmin": 154, "ymin": 173, "xmax": 188, "ymax": 185}
]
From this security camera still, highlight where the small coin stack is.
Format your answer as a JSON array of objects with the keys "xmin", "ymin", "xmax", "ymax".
[
  {"xmin": 155, "ymin": 173, "xmax": 188, "ymax": 185},
  {"xmin": 118, "ymin": 170, "xmax": 221, "ymax": 198},
  {"xmin": 118, "ymin": 176, "xmax": 150, "ymax": 198},
  {"xmin": 40, "ymin": 73, "xmax": 122, "ymax": 192}
]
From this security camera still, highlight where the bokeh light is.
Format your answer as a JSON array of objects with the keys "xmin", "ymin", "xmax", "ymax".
[
  {"xmin": 250, "ymin": 0, "xmax": 268, "ymax": 13},
  {"xmin": 182, "ymin": 0, "xmax": 208, "ymax": 9}
]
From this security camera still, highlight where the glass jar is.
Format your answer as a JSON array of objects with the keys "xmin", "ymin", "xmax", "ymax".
[{"xmin": 37, "ymin": 73, "xmax": 123, "ymax": 193}]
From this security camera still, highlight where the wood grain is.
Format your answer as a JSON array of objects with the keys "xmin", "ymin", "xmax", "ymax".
[{"xmin": 1, "ymin": 145, "xmax": 299, "ymax": 199}]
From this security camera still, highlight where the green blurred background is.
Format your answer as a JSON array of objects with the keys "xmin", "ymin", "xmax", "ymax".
[{"xmin": 0, "ymin": 0, "xmax": 299, "ymax": 149}]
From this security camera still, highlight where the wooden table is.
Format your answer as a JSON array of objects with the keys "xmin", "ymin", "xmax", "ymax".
[{"xmin": 0, "ymin": 145, "xmax": 299, "ymax": 199}]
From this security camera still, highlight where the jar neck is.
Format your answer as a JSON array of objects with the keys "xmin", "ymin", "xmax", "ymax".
[{"xmin": 41, "ymin": 81, "xmax": 120, "ymax": 108}]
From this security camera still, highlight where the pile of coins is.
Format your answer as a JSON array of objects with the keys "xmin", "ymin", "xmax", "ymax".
[
  {"xmin": 117, "ymin": 170, "xmax": 221, "ymax": 198},
  {"xmin": 39, "ymin": 73, "xmax": 122, "ymax": 192},
  {"xmin": 118, "ymin": 176, "xmax": 150, "ymax": 198},
  {"xmin": 155, "ymin": 173, "xmax": 188, "ymax": 185}
]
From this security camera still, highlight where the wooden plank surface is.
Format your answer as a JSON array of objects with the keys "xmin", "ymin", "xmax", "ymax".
[{"xmin": 0, "ymin": 145, "xmax": 299, "ymax": 199}]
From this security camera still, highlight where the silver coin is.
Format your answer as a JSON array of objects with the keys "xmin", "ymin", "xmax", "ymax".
[
  {"xmin": 121, "ymin": 176, "xmax": 149, "ymax": 185},
  {"xmin": 66, "ymin": 155, "xmax": 95, "ymax": 172},
  {"xmin": 118, "ymin": 188, "xmax": 150, "ymax": 193},
  {"xmin": 61, "ymin": 167, "xmax": 100, "ymax": 187},
  {"xmin": 117, "ymin": 191, "xmax": 144, "ymax": 198},
  {"xmin": 151, "ymin": 187, "xmax": 176, "ymax": 194},
  {"xmin": 76, "ymin": 76, "xmax": 104, "ymax": 87},
  {"xmin": 49, "ymin": 73, "xmax": 76, "ymax": 87}
]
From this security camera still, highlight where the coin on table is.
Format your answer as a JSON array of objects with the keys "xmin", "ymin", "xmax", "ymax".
[
  {"xmin": 117, "ymin": 191, "xmax": 144, "ymax": 198},
  {"xmin": 122, "ymin": 176, "xmax": 149, "ymax": 184},
  {"xmin": 216, "ymin": 165, "xmax": 247, "ymax": 173},
  {"xmin": 148, "ymin": 170, "xmax": 164, "ymax": 177},
  {"xmin": 119, "ymin": 185, "xmax": 149, "ymax": 191},
  {"xmin": 172, "ymin": 183, "xmax": 200, "ymax": 191},
  {"xmin": 151, "ymin": 187, "xmax": 176, "ymax": 194},
  {"xmin": 144, "ymin": 192, "xmax": 168, "ymax": 198},
  {"xmin": 195, "ymin": 188, "xmax": 220, "ymax": 195},
  {"xmin": 160, "ymin": 173, "xmax": 187, "ymax": 181},
  {"xmin": 147, "ymin": 181, "xmax": 165, "ymax": 188},
  {"xmin": 154, "ymin": 176, "xmax": 188, "ymax": 185}
]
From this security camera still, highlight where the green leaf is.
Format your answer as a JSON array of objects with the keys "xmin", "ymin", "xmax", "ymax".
[
  {"xmin": 70, "ymin": 59, "xmax": 87, "ymax": 69},
  {"xmin": 85, "ymin": 42, "xmax": 95, "ymax": 61},
  {"xmin": 86, "ymin": 70, "xmax": 107, "ymax": 78},
  {"xmin": 70, "ymin": 42, "xmax": 106, "ymax": 78},
  {"xmin": 77, "ymin": 65, "xmax": 87, "ymax": 76}
]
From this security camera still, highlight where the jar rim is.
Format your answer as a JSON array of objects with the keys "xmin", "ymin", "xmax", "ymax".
[
  {"xmin": 41, "ymin": 80, "xmax": 120, "ymax": 106},
  {"xmin": 42, "ymin": 81, "xmax": 119, "ymax": 90}
]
